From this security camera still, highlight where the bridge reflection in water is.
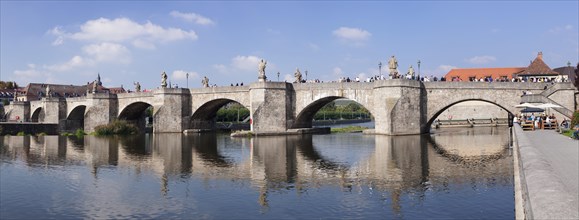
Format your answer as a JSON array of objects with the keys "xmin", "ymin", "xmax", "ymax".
[{"xmin": 0, "ymin": 127, "xmax": 512, "ymax": 218}]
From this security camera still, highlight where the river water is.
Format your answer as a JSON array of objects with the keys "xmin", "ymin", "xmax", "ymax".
[{"xmin": 0, "ymin": 126, "xmax": 513, "ymax": 219}]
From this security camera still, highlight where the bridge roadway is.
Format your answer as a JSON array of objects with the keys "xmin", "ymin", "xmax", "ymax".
[{"xmin": 4, "ymin": 80, "xmax": 577, "ymax": 135}]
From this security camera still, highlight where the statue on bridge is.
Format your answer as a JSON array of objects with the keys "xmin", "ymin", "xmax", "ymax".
[
  {"xmin": 92, "ymin": 80, "xmax": 98, "ymax": 93},
  {"xmin": 201, "ymin": 76, "xmax": 209, "ymax": 88},
  {"xmin": 388, "ymin": 55, "xmax": 399, "ymax": 78},
  {"xmin": 161, "ymin": 71, "xmax": 168, "ymax": 88},
  {"xmin": 46, "ymin": 85, "xmax": 51, "ymax": 98},
  {"xmin": 134, "ymin": 82, "xmax": 141, "ymax": 92},
  {"xmin": 406, "ymin": 65, "xmax": 415, "ymax": 79},
  {"xmin": 258, "ymin": 59, "xmax": 267, "ymax": 82},
  {"xmin": 294, "ymin": 68, "xmax": 303, "ymax": 83}
]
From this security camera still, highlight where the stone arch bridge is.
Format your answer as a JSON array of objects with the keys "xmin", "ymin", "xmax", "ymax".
[{"xmin": 5, "ymin": 80, "xmax": 577, "ymax": 135}]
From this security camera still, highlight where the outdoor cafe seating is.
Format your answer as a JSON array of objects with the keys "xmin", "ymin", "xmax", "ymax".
[
  {"xmin": 521, "ymin": 120, "xmax": 535, "ymax": 131},
  {"xmin": 543, "ymin": 119, "xmax": 558, "ymax": 130}
]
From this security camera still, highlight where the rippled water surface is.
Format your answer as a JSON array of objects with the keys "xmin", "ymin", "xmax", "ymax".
[{"xmin": 0, "ymin": 126, "xmax": 513, "ymax": 219}]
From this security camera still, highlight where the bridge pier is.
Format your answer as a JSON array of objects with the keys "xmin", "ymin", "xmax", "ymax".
[
  {"xmin": 373, "ymin": 80, "xmax": 426, "ymax": 135},
  {"xmin": 40, "ymin": 98, "xmax": 67, "ymax": 130},
  {"xmin": 84, "ymin": 93, "xmax": 118, "ymax": 133},
  {"xmin": 249, "ymin": 82, "xmax": 293, "ymax": 134},
  {"xmin": 153, "ymin": 88, "xmax": 191, "ymax": 133},
  {"xmin": 6, "ymin": 101, "xmax": 30, "ymax": 122}
]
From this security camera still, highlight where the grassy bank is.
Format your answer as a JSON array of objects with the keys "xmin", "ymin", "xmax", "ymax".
[
  {"xmin": 331, "ymin": 126, "xmax": 367, "ymax": 133},
  {"xmin": 562, "ymin": 130, "xmax": 574, "ymax": 138}
]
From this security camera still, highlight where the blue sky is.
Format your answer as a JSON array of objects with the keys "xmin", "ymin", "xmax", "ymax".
[{"xmin": 1, "ymin": 1, "xmax": 577, "ymax": 90}]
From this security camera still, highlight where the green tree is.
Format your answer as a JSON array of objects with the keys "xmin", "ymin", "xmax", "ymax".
[
  {"xmin": 344, "ymin": 103, "xmax": 361, "ymax": 112},
  {"xmin": 320, "ymin": 102, "xmax": 336, "ymax": 111},
  {"xmin": 0, "ymin": 81, "xmax": 18, "ymax": 89},
  {"xmin": 571, "ymin": 110, "xmax": 579, "ymax": 129}
]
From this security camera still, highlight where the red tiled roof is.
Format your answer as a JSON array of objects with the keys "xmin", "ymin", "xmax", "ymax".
[
  {"xmin": 445, "ymin": 67, "xmax": 526, "ymax": 80},
  {"xmin": 108, "ymin": 87, "xmax": 126, "ymax": 94},
  {"xmin": 23, "ymin": 83, "xmax": 89, "ymax": 100},
  {"xmin": 517, "ymin": 52, "xmax": 559, "ymax": 76}
]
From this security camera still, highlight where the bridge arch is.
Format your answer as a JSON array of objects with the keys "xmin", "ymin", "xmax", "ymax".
[
  {"xmin": 118, "ymin": 101, "xmax": 154, "ymax": 131},
  {"xmin": 190, "ymin": 98, "xmax": 249, "ymax": 130},
  {"xmin": 426, "ymin": 99, "xmax": 513, "ymax": 130},
  {"xmin": 65, "ymin": 105, "xmax": 86, "ymax": 131},
  {"xmin": 31, "ymin": 107, "xmax": 43, "ymax": 122},
  {"xmin": 292, "ymin": 96, "xmax": 374, "ymax": 129}
]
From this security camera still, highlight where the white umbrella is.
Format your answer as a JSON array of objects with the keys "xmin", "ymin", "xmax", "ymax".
[
  {"xmin": 515, "ymin": 103, "xmax": 537, "ymax": 108},
  {"xmin": 535, "ymin": 103, "xmax": 561, "ymax": 109},
  {"xmin": 536, "ymin": 103, "xmax": 561, "ymax": 116}
]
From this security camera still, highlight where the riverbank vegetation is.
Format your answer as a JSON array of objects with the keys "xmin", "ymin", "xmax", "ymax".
[
  {"xmin": 217, "ymin": 103, "xmax": 250, "ymax": 122},
  {"xmin": 331, "ymin": 126, "xmax": 368, "ymax": 133},
  {"xmin": 314, "ymin": 100, "xmax": 371, "ymax": 120},
  {"xmin": 61, "ymin": 129, "xmax": 87, "ymax": 137},
  {"xmin": 94, "ymin": 120, "xmax": 138, "ymax": 136},
  {"xmin": 215, "ymin": 100, "xmax": 372, "ymax": 123},
  {"xmin": 571, "ymin": 110, "xmax": 579, "ymax": 128}
]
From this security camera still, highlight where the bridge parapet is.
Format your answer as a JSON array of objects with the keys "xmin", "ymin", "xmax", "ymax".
[
  {"xmin": 541, "ymin": 82, "xmax": 576, "ymax": 97},
  {"xmin": 189, "ymin": 86, "xmax": 249, "ymax": 94},
  {"xmin": 292, "ymin": 81, "xmax": 374, "ymax": 90},
  {"xmin": 424, "ymin": 81, "xmax": 548, "ymax": 90},
  {"xmin": 117, "ymin": 92, "xmax": 154, "ymax": 99}
]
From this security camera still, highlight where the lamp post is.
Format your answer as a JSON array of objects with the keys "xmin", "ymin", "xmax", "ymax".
[
  {"xmin": 417, "ymin": 60, "xmax": 421, "ymax": 81},
  {"xmin": 186, "ymin": 72, "xmax": 189, "ymax": 88},
  {"xmin": 305, "ymin": 70, "xmax": 308, "ymax": 82},
  {"xmin": 277, "ymin": 72, "xmax": 280, "ymax": 81},
  {"xmin": 379, "ymin": 62, "xmax": 382, "ymax": 79}
]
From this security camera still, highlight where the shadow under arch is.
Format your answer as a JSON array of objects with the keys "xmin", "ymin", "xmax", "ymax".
[
  {"xmin": 118, "ymin": 101, "xmax": 153, "ymax": 131},
  {"xmin": 31, "ymin": 107, "xmax": 43, "ymax": 122},
  {"xmin": 291, "ymin": 96, "xmax": 374, "ymax": 129},
  {"xmin": 65, "ymin": 105, "xmax": 86, "ymax": 131},
  {"xmin": 190, "ymin": 98, "xmax": 249, "ymax": 130},
  {"xmin": 294, "ymin": 134, "xmax": 347, "ymax": 172},
  {"xmin": 426, "ymin": 128, "xmax": 509, "ymax": 166},
  {"xmin": 425, "ymin": 99, "xmax": 513, "ymax": 132}
]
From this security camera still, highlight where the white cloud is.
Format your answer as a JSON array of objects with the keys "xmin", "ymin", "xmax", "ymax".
[
  {"xmin": 82, "ymin": 43, "xmax": 131, "ymax": 64},
  {"xmin": 52, "ymin": 36, "xmax": 64, "ymax": 46},
  {"xmin": 45, "ymin": 56, "xmax": 92, "ymax": 72},
  {"xmin": 333, "ymin": 27, "xmax": 371, "ymax": 42},
  {"xmin": 231, "ymin": 55, "xmax": 262, "ymax": 71},
  {"xmin": 44, "ymin": 43, "xmax": 130, "ymax": 72},
  {"xmin": 51, "ymin": 17, "xmax": 198, "ymax": 47},
  {"xmin": 170, "ymin": 11, "xmax": 215, "ymax": 26},
  {"xmin": 13, "ymin": 64, "xmax": 61, "ymax": 84},
  {"xmin": 308, "ymin": 43, "xmax": 320, "ymax": 51},
  {"xmin": 14, "ymin": 67, "xmax": 43, "ymax": 78},
  {"xmin": 132, "ymin": 39, "xmax": 156, "ymax": 50},
  {"xmin": 213, "ymin": 64, "xmax": 228, "ymax": 73},
  {"xmin": 549, "ymin": 24, "xmax": 574, "ymax": 33},
  {"xmin": 171, "ymin": 70, "xmax": 199, "ymax": 80},
  {"xmin": 48, "ymin": 27, "xmax": 65, "ymax": 45},
  {"xmin": 465, "ymin": 55, "xmax": 496, "ymax": 64}
]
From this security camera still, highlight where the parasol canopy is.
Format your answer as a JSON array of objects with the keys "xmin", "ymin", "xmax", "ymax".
[
  {"xmin": 515, "ymin": 103, "xmax": 537, "ymax": 108},
  {"xmin": 535, "ymin": 103, "xmax": 562, "ymax": 109}
]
